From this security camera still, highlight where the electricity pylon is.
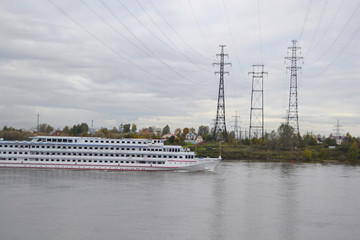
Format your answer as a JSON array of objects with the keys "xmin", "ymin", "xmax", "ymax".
[
  {"xmin": 249, "ymin": 64, "xmax": 267, "ymax": 139},
  {"xmin": 285, "ymin": 40, "xmax": 303, "ymax": 135},
  {"xmin": 213, "ymin": 45, "xmax": 231, "ymax": 141}
]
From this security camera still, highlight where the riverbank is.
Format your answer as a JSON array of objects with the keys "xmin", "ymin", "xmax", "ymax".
[{"xmin": 193, "ymin": 142, "xmax": 355, "ymax": 163}]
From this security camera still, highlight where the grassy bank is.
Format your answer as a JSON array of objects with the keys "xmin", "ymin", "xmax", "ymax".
[{"xmin": 192, "ymin": 142, "xmax": 350, "ymax": 163}]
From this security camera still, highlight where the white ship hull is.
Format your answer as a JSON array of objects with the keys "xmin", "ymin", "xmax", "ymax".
[{"xmin": 0, "ymin": 136, "xmax": 221, "ymax": 172}]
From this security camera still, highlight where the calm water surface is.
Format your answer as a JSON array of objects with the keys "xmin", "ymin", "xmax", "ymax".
[{"xmin": 1, "ymin": 162, "xmax": 360, "ymax": 240}]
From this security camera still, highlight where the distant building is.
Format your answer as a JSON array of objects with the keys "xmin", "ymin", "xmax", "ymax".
[
  {"xmin": 332, "ymin": 135, "xmax": 344, "ymax": 145},
  {"xmin": 161, "ymin": 133, "xmax": 178, "ymax": 139},
  {"xmin": 185, "ymin": 133, "xmax": 203, "ymax": 144}
]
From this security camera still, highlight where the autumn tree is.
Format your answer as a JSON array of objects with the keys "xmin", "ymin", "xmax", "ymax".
[
  {"xmin": 174, "ymin": 128, "xmax": 181, "ymax": 137},
  {"xmin": 182, "ymin": 127, "xmax": 189, "ymax": 136}
]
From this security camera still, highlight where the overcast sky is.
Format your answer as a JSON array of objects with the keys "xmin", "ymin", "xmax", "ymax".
[{"xmin": 1, "ymin": 0, "xmax": 359, "ymax": 137}]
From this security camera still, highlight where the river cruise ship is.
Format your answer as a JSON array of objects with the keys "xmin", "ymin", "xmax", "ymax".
[{"xmin": 0, "ymin": 136, "xmax": 221, "ymax": 171}]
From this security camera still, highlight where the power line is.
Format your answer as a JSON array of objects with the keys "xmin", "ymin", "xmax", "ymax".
[
  {"xmin": 307, "ymin": 23, "xmax": 360, "ymax": 78},
  {"xmin": 89, "ymin": 0, "xmax": 196, "ymax": 82},
  {"xmin": 48, "ymin": 0, "xmax": 190, "ymax": 85},
  {"xmin": 315, "ymin": 1, "xmax": 360, "ymax": 62},
  {"xmin": 187, "ymin": 0, "xmax": 212, "ymax": 53},
  {"xmin": 135, "ymin": 0, "xmax": 212, "ymax": 72},
  {"xmin": 312, "ymin": 0, "xmax": 345, "ymax": 50},
  {"xmin": 148, "ymin": 0, "xmax": 212, "ymax": 61},
  {"xmin": 221, "ymin": 0, "xmax": 247, "ymax": 79},
  {"xmin": 298, "ymin": 0, "xmax": 313, "ymax": 42},
  {"xmin": 257, "ymin": 0, "xmax": 264, "ymax": 64},
  {"xmin": 305, "ymin": 0, "xmax": 329, "ymax": 58}
]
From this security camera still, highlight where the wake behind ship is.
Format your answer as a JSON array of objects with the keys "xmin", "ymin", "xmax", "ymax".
[{"xmin": 0, "ymin": 136, "xmax": 221, "ymax": 171}]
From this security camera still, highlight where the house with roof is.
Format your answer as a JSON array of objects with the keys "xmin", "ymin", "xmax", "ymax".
[{"xmin": 185, "ymin": 132, "xmax": 203, "ymax": 144}]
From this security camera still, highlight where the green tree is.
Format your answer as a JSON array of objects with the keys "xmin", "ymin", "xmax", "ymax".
[
  {"xmin": 278, "ymin": 123, "xmax": 296, "ymax": 150},
  {"xmin": 303, "ymin": 149, "xmax": 313, "ymax": 160},
  {"xmin": 39, "ymin": 123, "xmax": 54, "ymax": 134},
  {"xmin": 62, "ymin": 126, "xmax": 70, "ymax": 134},
  {"xmin": 123, "ymin": 124, "xmax": 131, "ymax": 133},
  {"xmin": 264, "ymin": 131, "xmax": 278, "ymax": 151},
  {"xmin": 198, "ymin": 125, "xmax": 210, "ymax": 137},
  {"xmin": 302, "ymin": 133, "xmax": 317, "ymax": 146},
  {"xmin": 162, "ymin": 125, "xmax": 170, "ymax": 135},
  {"xmin": 131, "ymin": 124, "xmax": 137, "ymax": 133},
  {"xmin": 348, "ymin": 141, "xmax": 359, "ymax": 163},
  {"xmin": 324, "ymin": 135, "xmax": 337, "ymax": 146}
]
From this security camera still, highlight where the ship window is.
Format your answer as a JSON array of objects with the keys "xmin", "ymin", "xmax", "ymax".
[
  {"xmin": 52, "ymin": 139, "xmax": 56, "ymax": 142},
  {"xmin": 115, "ymin": 154, "xmax": 119, "ymax": 157},
  {"xmin": 104, "ymin": 161, "xmax": 108, "ymax": 163},
  {"xmin": 127, "ymin": 141, "xmax": 130, "ymax": 144},
  {"xmin": 106, "ymin": 141, "xmax": 109, "ymax": 143},
  {"xmin": 94, "ymin": 160, "xmax": 98, "ymax": 163},
  {"xmin": 67, "ymin": 160, "xmax": 70, "ymax": 162},
  {"xmin": 90, "ymin": 140, "xmax": 93, "ymax": 143},
  {"xmin": 84, "ymin": 147, "xmax": 87, "ymax": 149},
  {"xmin": 116, "ymin": 141, "xmax": 120, "ymax": 143},
  {"xmin": 115, "ymin": 161, "xmax": 119, "ymax": 163},
  {"xmin": 63, "ymin": 139, "xmax": 68, "ymax": 143},
  {"xmin": 79, "ymin": 147, "xmax": 82, "ymax": 149},
  {"xmin": 96, "ymin": 140, "xmax": 99, "ymax": 143},
  {"xmin": 110, "ymin": 161, "xmax": 113, "ymax": 163},
  {"xmin": 85, "ymin": 140, "xmax": 88, "ymax": 143},
  {"xmin": 69, "ymin": 140, "xmax": 73, "ymax": 143},
  {"xmin": 111, "ymin": 141, "xmax": 114, "ymax": 143}
]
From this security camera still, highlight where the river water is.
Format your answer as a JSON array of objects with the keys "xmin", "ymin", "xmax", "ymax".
[{"xmin": 1, "ymin": 161, "xmax": 360, "ymax": 240}]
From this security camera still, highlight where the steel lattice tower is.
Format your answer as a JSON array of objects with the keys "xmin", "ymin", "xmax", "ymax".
[
  {"xmin": 249, "ymin": 65, "xmax": 267, "ymax": 139},
  {"xmin": 213, "ymin": 45, "xmax": 231, "ymax": 141},
  {"xmin": 285, "ymin": 40, "xmax": 303, "ymax": 135}
]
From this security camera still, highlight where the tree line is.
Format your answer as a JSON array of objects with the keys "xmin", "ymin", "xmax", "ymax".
[{"xmin": 1, "ymin": 122, "xmax": 358, "ymax": 163}]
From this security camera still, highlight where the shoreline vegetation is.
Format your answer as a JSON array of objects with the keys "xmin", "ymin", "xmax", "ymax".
[{"xmin": 1, "ymin": 122, "xmax": 359, "ymax": 164}]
